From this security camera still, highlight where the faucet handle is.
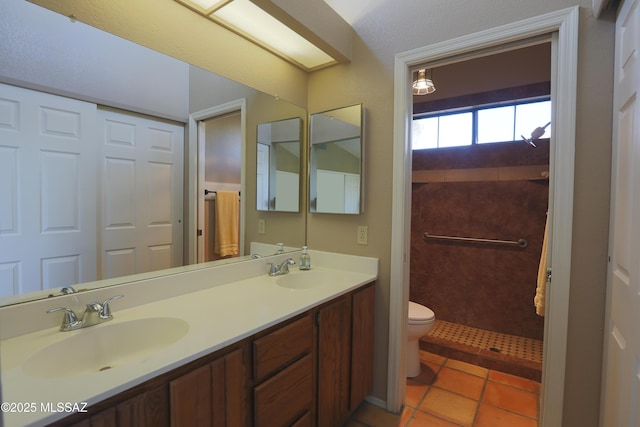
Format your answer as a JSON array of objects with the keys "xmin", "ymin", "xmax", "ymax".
[
  {"xmin": 101, "ymin": 295, "xmax": 124, "ymax": 317},
  {"xmin": 267, "ymin": 262, "xmax": 278, "ymax": 276},
  {"xmin": 46, "ymin": 307, "xmax": 81, "ymax": 331}
]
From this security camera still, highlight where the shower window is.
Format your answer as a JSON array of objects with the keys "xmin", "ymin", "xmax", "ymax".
[{"xmin": 412, "ymin": 98, "xmax": 551, "ymax": 150}]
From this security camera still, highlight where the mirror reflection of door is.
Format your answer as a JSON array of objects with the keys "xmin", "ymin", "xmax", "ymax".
[
  {"xmin": 256, "ymin": 117, "xmax": 301, "ymax": 212},
  {"xmin": 199, "ymin": 111, "xmax": 242, "ymax": 262}
]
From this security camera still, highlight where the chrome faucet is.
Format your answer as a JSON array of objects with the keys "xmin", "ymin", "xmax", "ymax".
[
  {"xmin": 47, "ymin": 295, "xmax": 124, "ymax": 331},
  {"xmin": 60, "ymin": 286, "xmax": 77, "ymax": 295},
  {"xmin": 267, "ymin": 258, "xmax": 295, "ymax": 276}
]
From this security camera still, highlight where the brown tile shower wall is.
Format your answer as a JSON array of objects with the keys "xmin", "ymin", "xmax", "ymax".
[{"xmin": 410, "ymin": 142, "xmax": 549, "ymax": 340}]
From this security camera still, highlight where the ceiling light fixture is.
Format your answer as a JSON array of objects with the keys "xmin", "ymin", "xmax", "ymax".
[
  {"xmin": 412, "ymin": 69, "xmax": 436, "ymax": 95},
  {"xmin": 175, "ymin": 0, "xmax": 352, "ymax": 71}
]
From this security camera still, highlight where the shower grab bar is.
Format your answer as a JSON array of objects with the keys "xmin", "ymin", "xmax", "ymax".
[{"xmin": 423, "ymin": 232, "xmax": 528, "ymax": 248}]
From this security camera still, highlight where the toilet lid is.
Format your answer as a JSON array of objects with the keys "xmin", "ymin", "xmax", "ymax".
[{"xmin": 408, "ymin": 301, "xmax": 435, "ymax": 322}]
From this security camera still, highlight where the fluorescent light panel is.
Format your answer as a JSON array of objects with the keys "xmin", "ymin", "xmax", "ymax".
[{"xmin": 176, "ymin": 0, "xmax": 335, "ymax": 70}]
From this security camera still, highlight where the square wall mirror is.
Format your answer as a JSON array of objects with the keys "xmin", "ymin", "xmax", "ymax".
[
  {"xmin": 256, "ymin": 117, "xmax": 302, "ymax": 212},
  {"xmin": 309, "ymin": 104, "xmax": 363, "ymax": 214}
]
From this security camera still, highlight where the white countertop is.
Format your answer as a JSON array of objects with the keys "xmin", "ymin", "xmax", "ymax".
[{"xmin": 0, "ymin": 252, "xmax": 377, "ymax": 426}]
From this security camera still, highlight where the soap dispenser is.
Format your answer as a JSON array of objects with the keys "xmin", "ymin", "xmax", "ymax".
[{"xmin": 299, "ymin": 246, "xmax": 311, "ymax": 270}]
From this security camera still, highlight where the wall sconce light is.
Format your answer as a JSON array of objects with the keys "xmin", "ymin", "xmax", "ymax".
[
  {"xmin": 174, "ymin": 0, "xmax": 352, "ymax": 71},
  {"xmin": 412, "ymin": 69, "xmax": 436, "ymax": 95}
]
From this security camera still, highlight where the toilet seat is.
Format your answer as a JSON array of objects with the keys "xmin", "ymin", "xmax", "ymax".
[{"xmin": 408, "ymin": 301, "xmax": 435, "ymax": 324}]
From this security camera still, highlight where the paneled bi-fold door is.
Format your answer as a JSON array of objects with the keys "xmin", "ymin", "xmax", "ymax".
[
  {"xmin": 0, "ymin": 84, "xmax": 184, "ymax": 299},
  {"xmin": 0, "ymin": 83, "xmax": 98, "ymax": 296},
  {"xmin": 97, "ymin": 108, "xmax": 184, "ymax": 279}
]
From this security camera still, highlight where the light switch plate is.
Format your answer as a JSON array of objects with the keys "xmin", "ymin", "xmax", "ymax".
[{"xmin": 258, "ymin": 219, "xmax": 266, "ymax": 234}]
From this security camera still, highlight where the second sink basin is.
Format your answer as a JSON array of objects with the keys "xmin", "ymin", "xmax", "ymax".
[
  {"xmin": 22, "ymin": 317, "xmax": 189, "ymax": 378},
  {"xmin": 275, "ymin": 269, "xmax": 338, "ymax": 290}
]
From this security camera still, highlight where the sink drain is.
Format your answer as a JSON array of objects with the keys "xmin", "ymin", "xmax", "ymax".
[{"xmin": 99, "ymin": 366, "xmax": 112, "ymax": 372}]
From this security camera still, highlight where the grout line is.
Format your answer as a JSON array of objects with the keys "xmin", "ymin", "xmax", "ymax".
[{"xmin": 471, "ymin": 368, "xmax": 490, "ymax": 426}]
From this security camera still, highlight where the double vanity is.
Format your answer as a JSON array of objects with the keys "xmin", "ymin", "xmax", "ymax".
[{"xmin": 0, "ymin": 250, "xmax": 378, "ymax": 426}]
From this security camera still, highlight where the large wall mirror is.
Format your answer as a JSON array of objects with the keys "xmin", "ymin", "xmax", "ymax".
[
  {"xmin": 0, "ymin": 1, "xmax": 306, "ymax": 307},
  {"xmin": 256, "ymin": 118, "xmax": 301, "ymax": 212},
  {"xmin": 309, "ymin": 104, "xmax": 364, "ymax": 214}
]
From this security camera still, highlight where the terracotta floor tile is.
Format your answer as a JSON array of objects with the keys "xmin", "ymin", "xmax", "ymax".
[
  {"xmin": 419, "ymin": 388, "xmax": 478, "ymax": 427},
  {"xmin": 410, "ymin": 363, "xmax": 438, "ymax": 384},
  {"xmin": 399, "ymin": 406, "xmax": 414, "ymax": 427},
  {"xmin": 474, "ymin": 404, "xmax": 537, "ymax": 427},
  {"xmin": 445, "ymin": 358, "xmax": 489, "ymax": 378},
  {"xmin": 482, "ymin": 381, "xmax": 538, "ymax": 418},
  {"xmin": 405, "ymin": 380, "xmax": 429, "ymax": 407},
  {"xmin": 347, "ymin": 352, "xmax": 540, "ymax": 427},
  {"xmin": 489, "ymin": 370, "xmax": 540, "ymax": 393},
  {"xmin": 420, "ymin": 350, "xmax": 446, "ymax": 367},
  {"xmin": 408, "ymin": 410, "xmax": 464, "ymax": 427},
  {"xmin": 433, "ymin": 367, "xmax": 486, "ymax": 400}
]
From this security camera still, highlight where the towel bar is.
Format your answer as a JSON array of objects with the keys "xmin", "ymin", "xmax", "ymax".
[
  {"xmin": 205, "ymin": 189, "xmax": 241, "ymax": 196},
  {"xmin": 423, "ymin": 232, "xmax": 527, "ymax": 248}
]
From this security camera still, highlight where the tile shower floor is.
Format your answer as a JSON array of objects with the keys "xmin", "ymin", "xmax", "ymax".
[
  {"xmin": 346, "ymin": 351, "xmax": 540, "ymax": 427},
  {"xmin": 419, "ymin": 320, "xmax": 543, "ymax": 381},
  {"xmin": 428, "ymin": 320, "xmax": 543, "ymax": 363}
]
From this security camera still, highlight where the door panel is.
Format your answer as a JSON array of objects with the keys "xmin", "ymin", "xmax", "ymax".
[
  {"xmin": 0, "ymin": 83, "xmax": 97, "ymax": 296},
  {"xmin": 98, "ymin": 108, "xmax": 184, "ymax": 279},
  {"xmin": 602, "ymin": 0, "xmax": 640, "ymax": 424}
]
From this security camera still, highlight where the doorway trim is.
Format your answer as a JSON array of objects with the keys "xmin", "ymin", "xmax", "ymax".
[
  {"xmin": 389, "ymin": 7, "xmax": 578, "ymax": 426},
  {"xmin": 186, "ymin": 99, "xmax": 247, "ymax": 264}
]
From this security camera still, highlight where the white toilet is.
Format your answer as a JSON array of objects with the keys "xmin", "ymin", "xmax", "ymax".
[{"xmin": 407, "ymin": 301, "xmax": 435, "ymax": 377}]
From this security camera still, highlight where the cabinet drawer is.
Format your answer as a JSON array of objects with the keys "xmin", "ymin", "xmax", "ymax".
[
  {"xmin": 254, "ymin": 353, "xmax": 313, "ymax": 427},
  {"xmin": 253, "ymin": 314, "xmax": 312, "ymax": 382}
]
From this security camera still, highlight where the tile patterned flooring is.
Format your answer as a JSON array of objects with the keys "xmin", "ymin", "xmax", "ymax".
[
  {"xmin": 428, "ymin": 320, "xmax": 543, "ymax": 363},
  {"xmin": 346, "ymin": 350, "xmax": 540, "ymax": 427}
]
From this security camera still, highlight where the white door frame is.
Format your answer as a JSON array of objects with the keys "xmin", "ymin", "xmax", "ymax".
[
  {"xmin": 389, "ymin": 7, "xmax": 578, "ymax": 427},
  {"xmin": 186, "ymin": 99, "xmax": 247, "ymax": 265}
]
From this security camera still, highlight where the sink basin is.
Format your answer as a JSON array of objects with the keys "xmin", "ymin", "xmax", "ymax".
[
  {"xmin": 275, "ymin": 270, "xmax": 338, "ymax": 290},
  {"xmin": 22, "ymin": 317, "xmax": 189, "ymax": 378}
]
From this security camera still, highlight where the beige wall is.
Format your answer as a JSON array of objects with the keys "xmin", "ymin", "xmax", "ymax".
[{"xmin": 308, "ymin": 3, "xmax": 614, "ymax": 426}]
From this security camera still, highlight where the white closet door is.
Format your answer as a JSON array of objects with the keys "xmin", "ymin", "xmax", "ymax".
[
  {"xmin": 343, "ymin": 173, "xmax": 360, "ymax": 214},
  {"xmin": 275, "ymin": 170, "xmax": 299, "ymax": 211},
  {"xmin": 98, "ymin": 108, "xmax": 183, "ymax": 279},
  {"xmin": 0, "ymin": 83, "xmax": 97, "ymax": 296},
  {"xmin": 317, "ymin": 169, "xmax": 345, "ymax": 213},
  {"xmin": 602, "ymin": 0, "xmax": 640, "ymax": 424},
  {"xmin": 256, "ymin": 143, "xmax": 270, "ymax": 210}
]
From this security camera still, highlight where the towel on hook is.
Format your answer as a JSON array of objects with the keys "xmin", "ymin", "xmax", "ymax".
[
  {"xmin": 534, "ymin": 212, "xmax": 549, "ymax": 316},
  {"xmin": 214, "ymin": 191, "xmax": 239, "ymax": 257}
]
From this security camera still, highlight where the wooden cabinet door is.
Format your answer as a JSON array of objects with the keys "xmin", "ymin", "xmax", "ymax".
[
  {"xmin": 350, "ymin": 284, "xmax": 375, "ymax": 410},
  {"xmin": 211, "ymin": 348, "xmax": 247, "ymax": 427},
  {"xmin": 170, "ymin": 348, "xmax": 246, "ymax": 427},
  {"xmin": 67, "ymin": 385, "xmax": 169, "ymax": 427},
  {"xmin": 317, "ymin": 295, "xmax": 352, "ymax": 427},
  {"xmin": 170, "ymin": 364, "xmax": 213, "ymax": 427}
]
